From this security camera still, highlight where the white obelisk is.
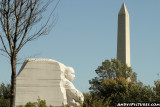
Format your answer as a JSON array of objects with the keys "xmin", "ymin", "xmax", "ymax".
[{"xmin": 117, "ymin": 3, "xmax": 130, "ymax": 67}]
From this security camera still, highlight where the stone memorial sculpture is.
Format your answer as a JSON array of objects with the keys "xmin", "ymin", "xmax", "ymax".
[
  {"xmin": 64, "ymin": 67, "xmax": 84, "ymax": 106},
  {"xmin": 15, "ymin": 58, "xmax": 84, "ymax": 106}
]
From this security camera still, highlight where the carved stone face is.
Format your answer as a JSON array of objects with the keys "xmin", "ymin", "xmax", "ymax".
[{"xmin": 65, "ymin": 67, "xmax": 75, "ymax": 82}]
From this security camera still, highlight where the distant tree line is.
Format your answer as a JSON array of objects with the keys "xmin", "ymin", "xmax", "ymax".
[{"xmin": 1, "ymin": 59, "xmax": 160, "ymax": 107}]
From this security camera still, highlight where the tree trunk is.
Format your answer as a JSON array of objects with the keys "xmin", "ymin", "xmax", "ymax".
[{"xmin": 10, "ymin": 54, "xmax": 17, "ymax": 107}]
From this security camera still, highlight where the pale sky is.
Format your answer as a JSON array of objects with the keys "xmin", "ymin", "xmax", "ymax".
[{"xmin": 0, "ymin": 0, "xmax": 160, "ymax": 92}]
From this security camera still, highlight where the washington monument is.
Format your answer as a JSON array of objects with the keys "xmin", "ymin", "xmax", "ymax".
[{"xmin": 117, "ymin": 3, "xmax": 130, "ymax": 67}]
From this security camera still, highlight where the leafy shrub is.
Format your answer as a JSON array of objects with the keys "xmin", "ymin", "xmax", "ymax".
[
  {"xmin": 83, "ymin": 93, "xmax": 108, "ymax": 107},
  {"xmin": 25, "ymin": 102, "xmax": 36, "ymax": 107},
  {"xmin": 37, "ymin": 98, "xmax": 47, "ymax": 107},
  {"xmin": 0, "ymin": 98, "xmax": 10, "ymax": 107},
  {"xmin": 17, "ymin": 98, "xmax": 47, "ymax": 107}
]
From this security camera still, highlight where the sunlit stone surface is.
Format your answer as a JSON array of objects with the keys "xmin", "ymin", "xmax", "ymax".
[
  {"xmin": 15, "ymin": 58, "xmax": 84, "ymax": 106},
  {"xmin": 117, "ymin": 3, "xmax": 131, "ymax": 67}
]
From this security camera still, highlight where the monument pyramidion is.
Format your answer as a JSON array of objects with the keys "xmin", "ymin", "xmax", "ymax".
[{"xmin": 117, "ymin": 3, "xmax": 131, "ymax": 67}]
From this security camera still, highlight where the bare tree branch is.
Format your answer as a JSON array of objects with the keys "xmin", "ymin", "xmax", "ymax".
[
  {"xmin": 0, "ymin": 34, "xmax": 10, "ymax": 56},
  {"xmin": 0, "ymin": 0, "xmax": 60, "ymax": 106}
]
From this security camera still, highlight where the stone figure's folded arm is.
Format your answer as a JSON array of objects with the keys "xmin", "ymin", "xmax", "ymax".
[{"xmin": 66, "ymin": 88, "xmax": 84, "ymax": 102}]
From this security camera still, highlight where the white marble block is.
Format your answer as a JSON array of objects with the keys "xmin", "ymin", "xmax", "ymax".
[{"xmin": 15, "ymin": 58, "xmax": 84, "ymax": 106}]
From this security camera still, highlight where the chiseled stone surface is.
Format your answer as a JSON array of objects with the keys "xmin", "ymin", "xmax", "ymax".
[
  {"xmin": 117, "ymin": 3, "xmax": 131, "ymax": 67},
  {"xmin": 64, "ymin": 67, "xmax": 84, "ymax": 106},
  {"xmin": 15, "ymin": 58, "xmax": 84, "ymax": 106}
]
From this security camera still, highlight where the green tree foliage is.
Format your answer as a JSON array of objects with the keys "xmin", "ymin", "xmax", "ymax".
[
  {"xmin": 83, "ymin": 93, "xmax": 108, "ymax": 107},
  {"xmin": 154, "ymin": 80, "xmax": 160, "ymax": 102},
  {"xmin": 24, "ymin": 102, "xmax": 36, "ymax": 107},
  {"xmin": 89, "ymin": 59, "xmax": 136, "ymax": 94},
  {"xmin": 37, "ymin": 98, "xmax": 47, "ymax": 107},
  {"xmin": 0, "ymin": 83, "xmax": 11, "ymax": 99},
  {"xmin": 0, "ymin": 83, "xmax": 11, "ymax": 107},
  {"xmin": 102, "ymin": 77, "xmax": 155, "ymax": 105},
  {"xmin": 0, "ymin": 98, "xmax": 10, "ymax": 107},
  {"xmin": 17, "ymin": 98, "xmax": 48, "ymax": 107},
  {"xmin": 89, "ymin": 59, "xmax": 157, "ymax": 106}
]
